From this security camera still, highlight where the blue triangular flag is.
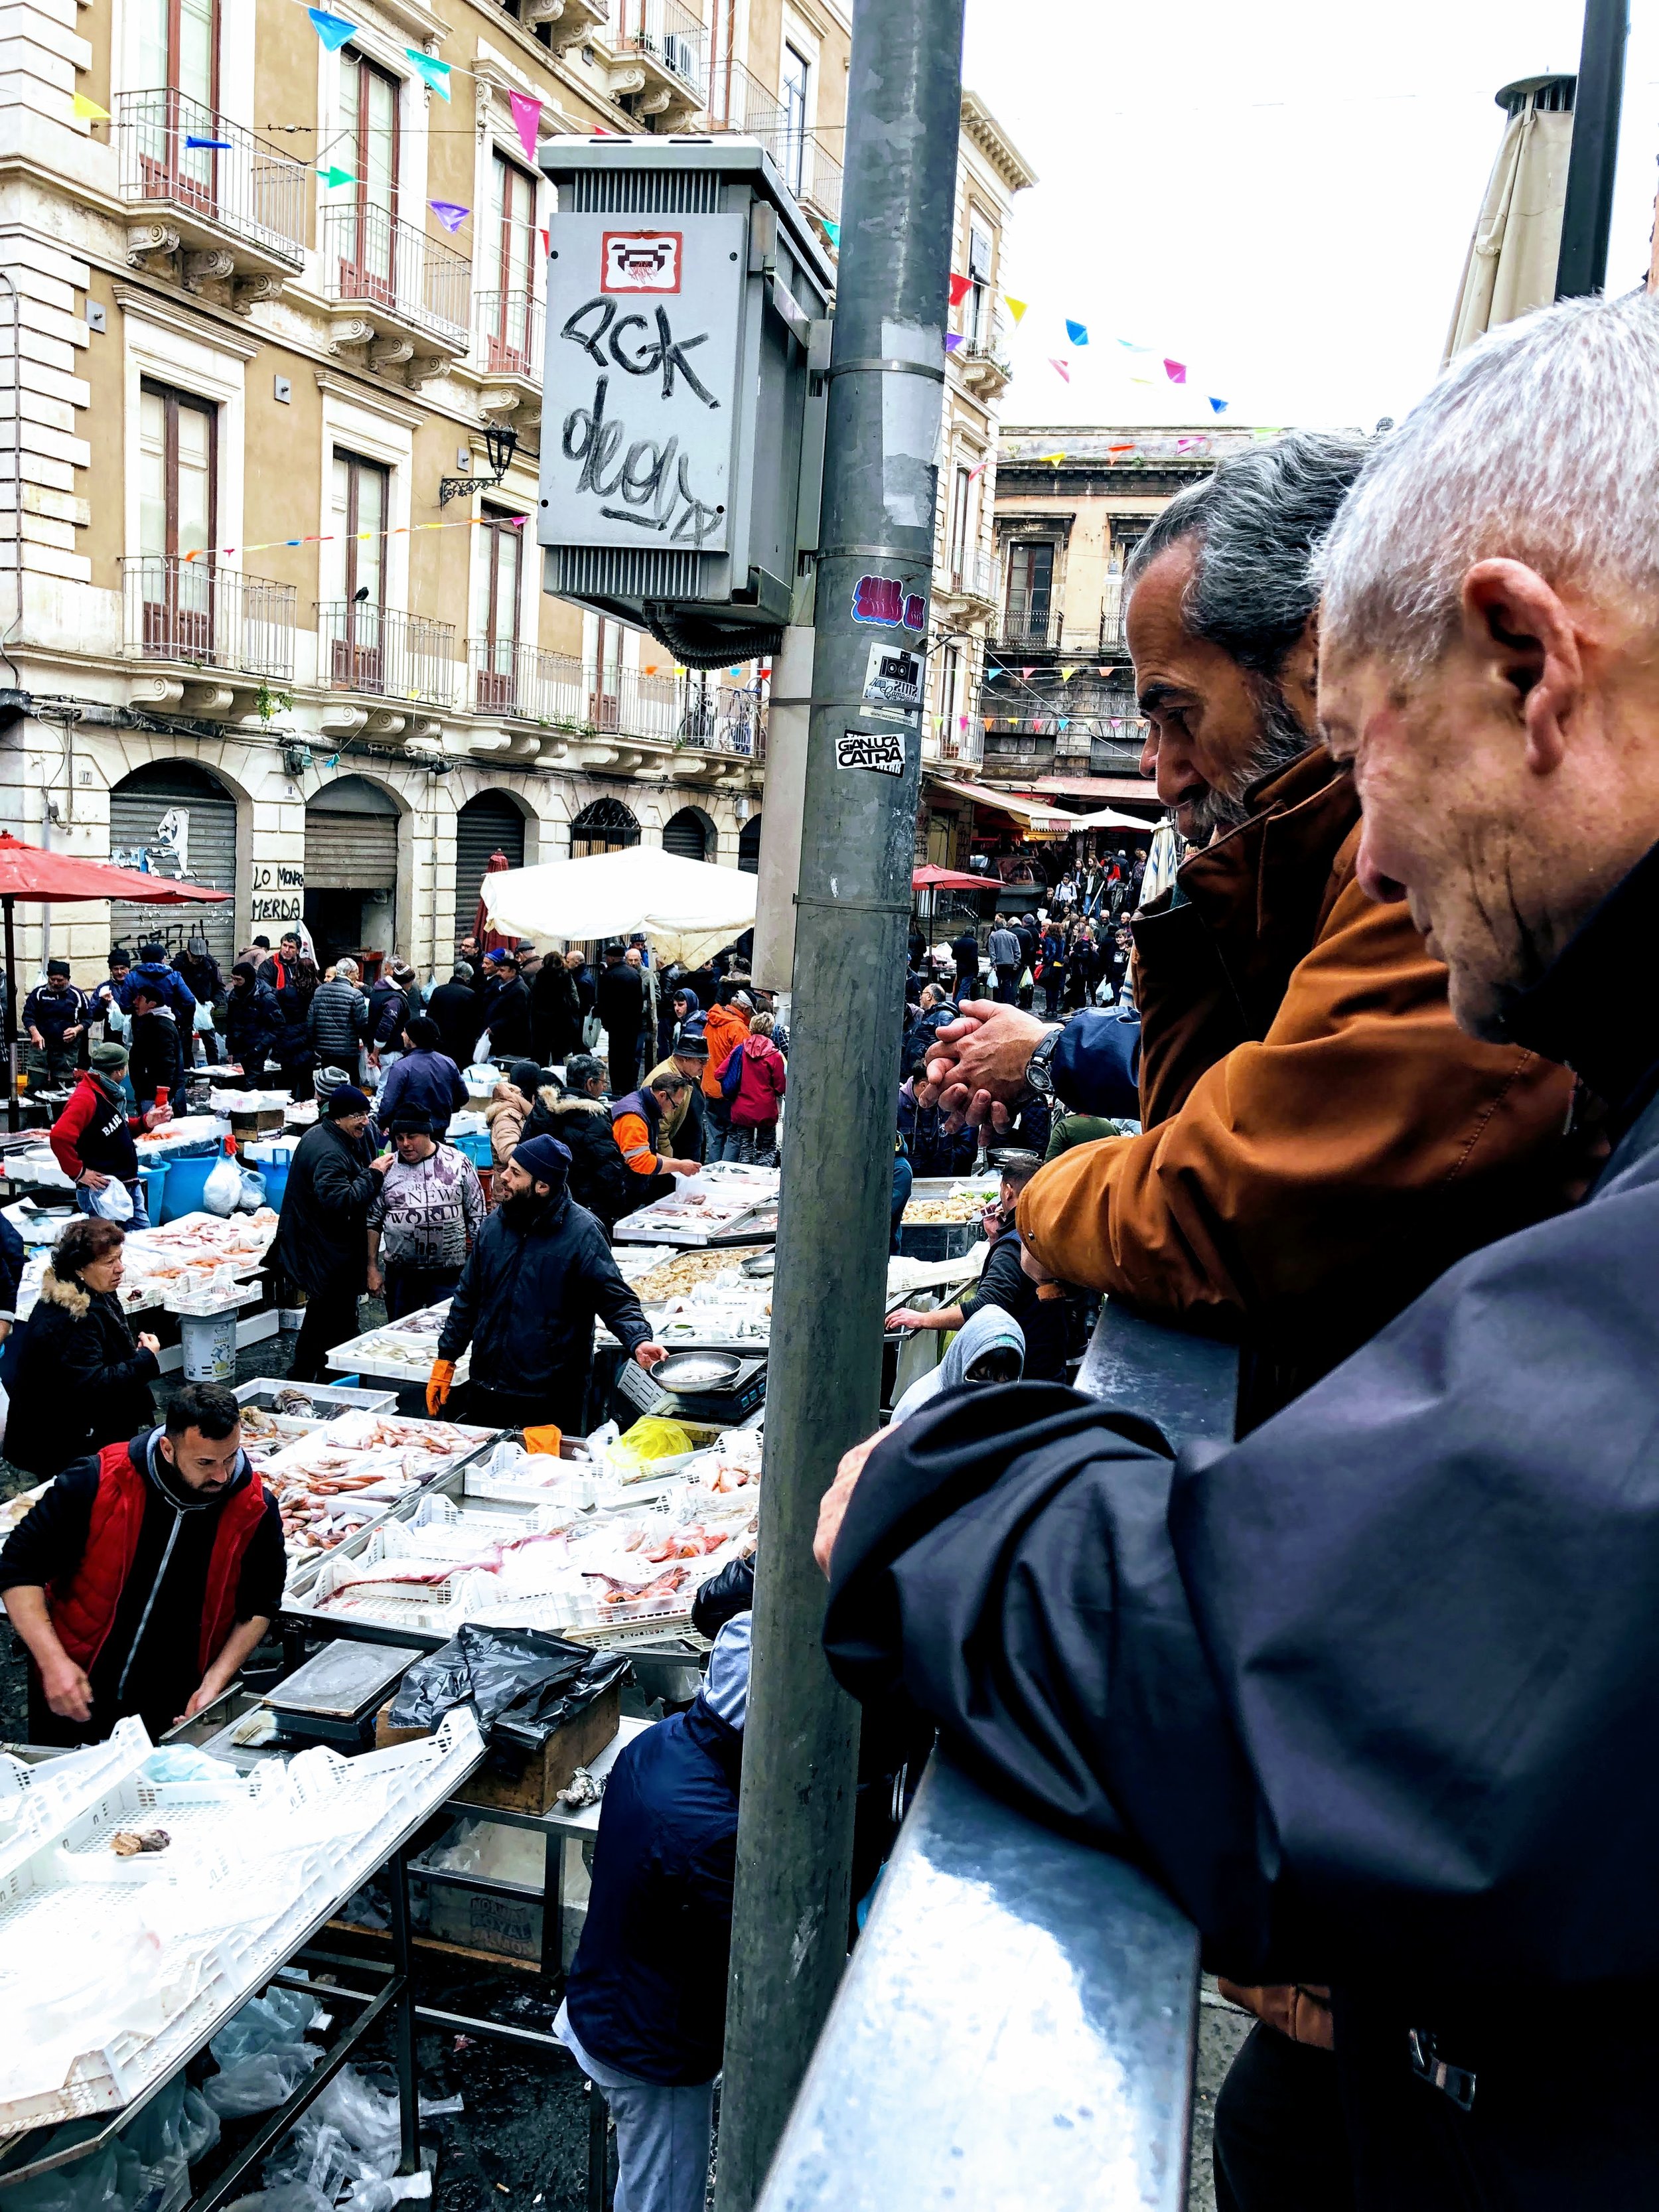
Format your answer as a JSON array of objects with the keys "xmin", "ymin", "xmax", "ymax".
[
  {"xmin": 1065, "ymin": 319, "xmax": 1089, "ymax": 346},
  {"xmin": 1208, "ymin": 396, "xmax": 1228, "ymax": 414},
  {"xmin": 186, "ymin": 134, "xmax": 234, "ymax": 149},
  {"xmin": 307, "ymin": 8, "xmax": 355, "ymax": 50}
]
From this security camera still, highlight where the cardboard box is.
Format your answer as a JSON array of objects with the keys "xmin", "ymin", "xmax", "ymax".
[
  {"xmin": 376, "ymin": 1680, "xmax": 622, "ymax": 1814},
  {"xmin": 427, "ymin": 1883, "xmax": 543, "ymax": 1964}
]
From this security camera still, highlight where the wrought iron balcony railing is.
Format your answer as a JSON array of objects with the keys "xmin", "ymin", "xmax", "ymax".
[
  {"xmin": 113, "ymin": 91, "xmax": 308, "ymax": 266},
  {"xmin": 121, "ymin": 556, "xmax": 297, "ymax": 680},
  {"xmin": 317, "ymin": 603, "xmax": 457, "ymax": 707},
  {"xmin": 322, "ymin": 204, "xmax": 471, "ymax": 345},
  {"xmin": 472, "ymin": 290, "xmax": 544, "ymax": 382},
  {"xmin": 469, "ymin": 642, "xmax": 766, "ymax": 757},
  {"xmin": 995, "ymin": 605, "xmax": 1064, "ymax": 652},
  {"xmin": 609, "ymin": 0, "xmax": 707, "ymax": 90}
]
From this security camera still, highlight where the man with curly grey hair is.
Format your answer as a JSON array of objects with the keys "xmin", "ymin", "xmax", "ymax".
[{"xmin": 819, "ymin": 293, "xmax": 1659, "ymax": 2207}]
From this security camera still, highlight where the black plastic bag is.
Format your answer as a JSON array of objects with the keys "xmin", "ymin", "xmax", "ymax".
[{"xmin": 388, "ymin": 1625, "xmax": 630, "ymax": 1752}]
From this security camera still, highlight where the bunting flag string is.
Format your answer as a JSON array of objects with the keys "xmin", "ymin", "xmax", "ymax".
[
  {"xmin": 407, "ymin": 49, "xmax": 452, "ymax": 98},
  {"xmin": 948, "ymin": 273, "xmax": 972, "ymax": 307},
  {"xmin": 429, "ymin": 199, "xmax": 469, "ymax": 232},
  {"xmin": 1004, "ymin": 297, "xmax": 1027, "ymax": 323},
  {"xmin": 1048, "ymin": 360, "xmax": 1070, "ymax": 384},
  {"xmin": 71, "ymin": 92, "xmax": 111, "ymax": 121},
  {"xmin": 181, "ymin": 511, "xmax": 526, "ymax": 565}
]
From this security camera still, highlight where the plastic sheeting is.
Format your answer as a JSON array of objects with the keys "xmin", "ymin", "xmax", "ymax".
[{"xmin": 478, "ymin": 844, "xmax": 757, "ymax": 967}]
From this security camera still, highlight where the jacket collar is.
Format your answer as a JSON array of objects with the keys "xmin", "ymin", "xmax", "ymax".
[
  {"xmin": 133, "ymin": 1426, "xmax": 252, "ymax": 1513},
  {"xmin": 682, "ymin": 1695, "xmax": 743, "ymax": 1785},
  {"xmin": 1499, "ymin": 837, "xmax": 1659, "ymax": 1124}
]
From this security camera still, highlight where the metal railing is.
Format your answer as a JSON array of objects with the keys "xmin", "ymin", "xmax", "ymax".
[
  {"xmin": 113, "ymin": 90, "xmax": 308, "ymax": 265},
  {"xmin": 472, "ymin": 289, "xmax": 543, "ymax": 382},
  {"xmin": 757, "ymin": 1301, "xmax": 1232, "ymax": 2212},
  {"xmin": 121, "ymin": 556, "xmax": 297, "ymax": 679},
  {"xmin": 1100, "ymin": 605, "xmax": 1128, "ymax": 654},
  {"xmin": 469, "ymin": 642, "xmax": 766, "ymax": 755},
  {"xmin": 322, "ymin": 204, "xmax": 471, "ymax": 344},
  {"xmin": 609, "ymin": 0, "xmax": 707, "ymax": 90},
  {"xmin": 702, "ymin": 62, "xmax": 843, "ymax": 223},
  {"xmin": 995, "ymin": 605, "xmax": 1064, "ymax": 651},
  {"xmin": 948, "ymin": 550, "xmax": 998, "ymax": 603},
  {"xmin": 318, "ymin": 603, "xmax": 457, "ymax": 706}
]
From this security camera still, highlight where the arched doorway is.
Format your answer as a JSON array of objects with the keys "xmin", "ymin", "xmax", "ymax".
[
  {"xmin": 570, "ymin": 798, "xmax": 640, "ymax": 857},
  {"xmin": 108, "ymin": 761, "xmax": 238, "ymax": 968},
  {"xmin": 304, "ymin": 776, "xmax": 400, "ymax": 972},
  {"xmin": 455, "ymin": 791, "xmax": 526, "ymax": 949},
  {"xmin": 737, "ymin": 816, "xmax": 762, "ymax": 875},
  {"xmin": 661, "ymin": 806, "xmax": 713, "ymax": 863}
]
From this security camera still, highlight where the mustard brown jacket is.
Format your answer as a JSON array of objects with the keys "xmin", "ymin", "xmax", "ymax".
[{"xmin": 1017, "ymin": 746, "xmax": 1593, "ymax": 1428}]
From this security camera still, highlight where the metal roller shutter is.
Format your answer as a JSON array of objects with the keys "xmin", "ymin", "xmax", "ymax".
[
  {"xmin": 737, "ymin": 816, "xmax": 762, "ymax": 875},
  {"xmin": 108, "ymin": 766, "xmax": 238, "ymax": 969},
  {"xmin": 305, "ymin": 810, "xmax": 399, "ymax": 891},
  {"xmin": 453, "ymin": 794, "xmax": 526, "ymax": 944},
  {"xmin": 661, "ymin": 809, "xmax": 711, "ymax": 863}
]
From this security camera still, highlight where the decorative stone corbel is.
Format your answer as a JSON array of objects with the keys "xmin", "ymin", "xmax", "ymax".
[
  {"xmin": 126, "ymin": 674, "xmax": 185, "ymax": 707},
  {"xmin": 364, "ymin": 709, "xmax": 407, "ymax": 736},
  {"xmin": 125, "ymin": 224, "xmax": 180, "ymax": 275},
  {"xmin": 368, "ymin": 333, "xmax": 415, "ymax": 372},
  {"xmin": 232, "ymin": 273, "xmax": 284, "ymax": 316},
  {"xmin": 182, "ymin": 249, "xmax": 237, "ymax": 294},
  {"xmin": 328, "ymin": 317, "xmax": 376, "ymax": 353},
  {"xmin": 318, "ymin": 705, "xmax": 368, "ymax": 736},
  {"xmin": 180, "ymin": 684, "xmax": 239, "ymax": 716}
]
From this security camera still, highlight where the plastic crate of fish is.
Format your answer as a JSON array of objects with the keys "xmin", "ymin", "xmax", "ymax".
[{"xmin": 0, "ymin": 1712, "xmax": 482, "ymax": 2139}]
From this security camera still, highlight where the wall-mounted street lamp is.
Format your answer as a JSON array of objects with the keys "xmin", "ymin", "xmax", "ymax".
[{"xmin": 439, "ymin": 421, "xmax": 518, "ymax": 507}]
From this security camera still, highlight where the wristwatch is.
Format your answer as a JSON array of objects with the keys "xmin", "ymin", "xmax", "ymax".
[{"xmin": 1023, "ymin": 1024, "xmax": 1062, "ymax": 1098}]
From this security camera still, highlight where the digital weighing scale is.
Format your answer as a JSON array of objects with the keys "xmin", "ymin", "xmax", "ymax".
[{"xmin": 614, "ymin": 1349, "xmax": 768, "ymax": 1425}]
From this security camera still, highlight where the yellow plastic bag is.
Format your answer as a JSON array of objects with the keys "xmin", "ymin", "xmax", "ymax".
[{"xmin": 607, "ymin": 1416, "xmax": 695, "ymax": 1477}]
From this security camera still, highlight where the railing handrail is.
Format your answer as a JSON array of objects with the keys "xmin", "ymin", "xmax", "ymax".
[
  {"xmin": 755, "ymin": 1749, "xmax": 1200, "ymax": 2211},
  {"xmin": 111, "ymin": 88, "xmax": 309, "ymax": 263},
  {"xmin": 121, "ymin": 553, "xmax": 297, "ymax": 680},
  {"xmin": 321, "ymin": 202, "xmax": 472, "ymax": 344},
  {"xmin": 316, "ymin": 599, "xmax": 457, "ymax": 707},
  {"xmin": 468, "ymin": 638, "xmax": 765, "ymax": 755}
]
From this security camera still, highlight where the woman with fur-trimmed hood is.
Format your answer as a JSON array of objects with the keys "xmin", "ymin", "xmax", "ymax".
[{"xmin": 6, "ymin": 1218, "xmax": 159, "ymax": 1477}]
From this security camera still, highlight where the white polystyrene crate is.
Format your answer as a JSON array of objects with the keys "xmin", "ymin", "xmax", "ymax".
[{"xmin": 0, "ymin": 1720, "xmax": 153, "ymax": 1885}]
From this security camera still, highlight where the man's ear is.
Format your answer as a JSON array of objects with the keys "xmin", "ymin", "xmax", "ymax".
[
  {"xmin": 1460, "ymin": 559, "xmax": 1583, "ymax": 776},
  {"xmin": 157, "ymin": 1434, "xmax": 175, "ymax": 1468}
]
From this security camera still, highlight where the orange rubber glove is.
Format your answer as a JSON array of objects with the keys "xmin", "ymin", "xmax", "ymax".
[{"xmin": 426, "ymin": 1359, "xmax": 456, "ymax": 1416}]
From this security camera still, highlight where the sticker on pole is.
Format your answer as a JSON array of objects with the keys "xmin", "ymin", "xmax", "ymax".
[
  {"xmin": 601, "ymin": 232, "xmax": 682, "ymax": 293},
  {"xmin": 851, "ymin": 575, "xmax": 926, "ymax": 630},
  {"xmin": 837, "ymin": 727, "xmax": 908, "ymax": 776},
  {"xmin": 863, "ymin": 641, "xmax": 924, "ymax": 716}
]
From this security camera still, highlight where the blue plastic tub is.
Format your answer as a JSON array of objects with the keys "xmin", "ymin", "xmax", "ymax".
[
  {"xmin": 137, "ymin": 1160, "xmax": 169, "ymax": 1223},
  {"xmin": 158, "ymin": 1149, "xmax": 220, "ymax": 1222},
  {"xmin": 453, "ymin": 1130, "xmax": 493, "ymax": 1171},
  {"xmin": 244, "ymin": 1142, "xmax": 291, "ymax": 1210}
]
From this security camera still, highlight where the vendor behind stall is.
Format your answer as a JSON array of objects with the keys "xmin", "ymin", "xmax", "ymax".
[
  {"xmin": 427, "ymin": 1134, "xmax": 667, "ymax": 1434},
  {"xmin": 0, "ymin": 1382, "xmax": 283, "ymax": 1746},
  {"xmin": 556, "ymin": 1613, "xmax": 751, "ymax": 2212},
  {"xmin": 275, "ymin": 1084, "xmax": 378, "ymax": 1382},
  {"xmin": 23, "ymin": 959, "xmax": 90, "ymax": 1089},
  {"xmin": 883, "ymin": 1151, "xmax": 1077, "ymax": 1382},
  {"xmin": 127, "ymin": 982, "xmax": 186, "ymax": 1114},
  {"xmin": 611, "ymin": 1072, "xmax": 701, "ymax": 1217},
  {"xmin": 50, "ymin": 1041, "xmax": 170, "ymax": 1226}
]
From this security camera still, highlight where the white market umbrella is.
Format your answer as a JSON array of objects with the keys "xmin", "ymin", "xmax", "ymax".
[
  {"xmin": 1443, "ymin": 76, "xmax": 1575, "ymax": 364},
  {"xmin": 1062, "ymin": 805, "xmax": 1162, "ymax": 834},
  {"xmin": 479, "ymin": 844, "xmax": 758, "ymax": 968}
]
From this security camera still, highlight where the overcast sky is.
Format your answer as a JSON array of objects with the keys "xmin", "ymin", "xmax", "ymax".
[{"xmin": 961, "ymin": 0, "xmax": 1659, "ymax": 433}]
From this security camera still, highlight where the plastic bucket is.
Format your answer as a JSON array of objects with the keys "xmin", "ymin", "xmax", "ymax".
[
  {"xmin": 159, "ymin": 1151, "xmax": 218, "ymax": 1222},
  {"xmin": 179, "ymin": 1306, "xmax": 238, "ymax": 1382},
  {"xmin": 454, "ymin": 1130, "xmax": 493, "ymax": 1170},
  {"xmin": 137, "ymin": 1160, "xmax": 169, "ymax": 1224},
  {"xmin": 244, "ymin": 1142, "xmax": 291, "ymax": 1210}
]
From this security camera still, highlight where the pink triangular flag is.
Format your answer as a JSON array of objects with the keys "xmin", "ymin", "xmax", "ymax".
[
  {"xmin": 1049, "ymin": 357, "xmax": 1070, "ymax": 382},
  {"xmin": 1163, "ymin": 357, "xmax": 1187, "ymax": 384},
  {"xmin": 509, "ymin": 91, "xmax": 541, "ymax": 165}
]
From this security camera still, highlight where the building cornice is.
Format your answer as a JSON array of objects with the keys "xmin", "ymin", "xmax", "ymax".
[
  {"xmin": 960, "ymin": 90, "xmax": 1037, "ymax": 193},
  {"xmin": 111, "ymin": 283, "xmax": 262, "ymax": 359},
  {"xmin": 314, "ymin": 370, "xmax": 427, "ymax": 428}
]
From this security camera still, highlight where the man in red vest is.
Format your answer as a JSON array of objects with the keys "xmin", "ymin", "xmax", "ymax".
[{"xmin": 0, "ymin": 1381, "xmax": 283, "ymax": 1745}]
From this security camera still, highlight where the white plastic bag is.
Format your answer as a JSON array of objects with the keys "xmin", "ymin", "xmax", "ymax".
[
  {"xmin": 203, "ymin": 2046, "xmax": 320, "ymax": 2118},
  {"xmin": 87, "ymin": 1178, "xmax": 134, "ymax": 1222},
  {"xmin": 238, "ymin": 1167, "xmax": 267, "ymax": 1211},
  {"xmin": 202, "ymin": 1151, "xmax": 243, "ymax": 1217}
]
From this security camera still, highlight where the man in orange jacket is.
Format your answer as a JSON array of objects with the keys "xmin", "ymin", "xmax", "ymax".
[{"xmin": 699, "ymin": 990, "xmax": 752, "ymax": 1163}]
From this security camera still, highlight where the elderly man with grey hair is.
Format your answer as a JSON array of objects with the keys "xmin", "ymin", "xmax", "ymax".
[
  {"xmin": 922, "ymin": 428, "xmax": 1590, "ymax": 1435},
  {"xmin": 818, "ymin": 292, "xmax": 1659, "ymax": 2206}
]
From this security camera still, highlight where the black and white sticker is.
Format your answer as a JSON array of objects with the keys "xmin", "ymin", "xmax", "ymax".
[
  {"xmin": 862, "ymin": 639, "xmax": 924, "ymax": 715},
  {"xmin": 836, "ymin": 727, "xmax": 908, "ymax": 776}
]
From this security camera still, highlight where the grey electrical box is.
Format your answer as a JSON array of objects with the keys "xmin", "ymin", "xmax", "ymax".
[{"xmin": 537, "ymin": 136, "xmax": 833, "ymax": 666}]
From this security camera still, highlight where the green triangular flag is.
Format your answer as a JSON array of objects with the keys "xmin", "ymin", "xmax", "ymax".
[
  {"xmin": 407, "ymin": 49, "xmax": 452, "ymax": 98},
  {"xmin": 318, "ymin": 165, "xmax": 356, "ymax": 186}
]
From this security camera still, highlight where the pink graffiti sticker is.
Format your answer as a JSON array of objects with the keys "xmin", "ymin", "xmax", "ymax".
[{"xmin": 852, "ymin": 576, "xmax": 926, "ymax": 630}]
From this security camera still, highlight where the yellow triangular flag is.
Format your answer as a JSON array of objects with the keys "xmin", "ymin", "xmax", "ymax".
[
  {"xmin": 1043, "ymin": 451, "xmax": 1065, "ymax": 466},
  {"xmin": 1060, "ymin": 665, "xmax": 1076, "ymax": 682},
  {"xmin": 1005, "ymin": 296, "xmax": 1028, "ymax": 324},
  {"xmin": 72, "ymin": 92, "xmax": 111, "ymax": 121}
]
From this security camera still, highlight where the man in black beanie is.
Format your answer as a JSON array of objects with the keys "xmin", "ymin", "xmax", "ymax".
[
  {"xmin": 429, "ymin": 1134, "xmax": 667, "ymax": 1437},
  {"xmin": 275, "ymin": 1085, "xmax": 378, "ymax": 1382}
]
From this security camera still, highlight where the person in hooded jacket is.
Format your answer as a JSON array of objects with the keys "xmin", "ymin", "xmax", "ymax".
[
  {"xmin": 275, "ymin": 1086, "xmax": 379, "ymax": 1381},
  {"xmin": 523, "ymin": 1056, "xmax": 636, "ymax": 1230},
  {"xmin": 429, "ymin": 1135, "xmax": 666, "ymax": 1433},
  {"xmin": 117, "ymin": 942, "xmax": 196, "ymax": 1028},
  {"xmin": 721, "ymin": 1012, "xmax": 786, "ymax": 1165},
  {"xmin": 4, "ymin": 1217, "xmax": 161, "ymax": 1479},
  {"xmin": 486, "ymin": 1061, "xmax": 543, "ymax": 1186},
  {"xmin": 224, "ymin": 962, "xmax": 283, "ymax": 1076},
  {"xmin": 0, "ymin": 1380, "xmax": 282, "ymax": 1747},
  {"xmin": 126, "ymin": 983, "xmax": 186, "ymax": 1114},
  {"xmin": 556, "ymin": 1615, "xmax": 751, "ymax": 2212},
  {"xmin": 377, "ymin": 1016, "xmax": 469, "ymax": 1138},
  {"xmin": 365, "ymin": 966, "xmax": 411, "ymax": 1067}
]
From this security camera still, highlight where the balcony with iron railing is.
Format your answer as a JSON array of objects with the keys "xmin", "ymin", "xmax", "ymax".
[
  {"xmin": 606, "ymin": 0, "xmax": 708, "ymax": 125},
  {"xmin": 317, "ymin": 603, "xmax": 457, "ymax": 707},
  {"xmin": 469, "ymin": 642, "xmax": 766, "ymax": 759},
  {"xmin": 322, "ymin": 204, "xmax": 471, "ymax": 360},
  {"xmin": 942, "ymin": 550, "xmax": 998, "ymax": 607},
  {"xmin": 113, "ymin": 92, "xmax": 308, "ymax": 284},
  {"xmin": 993, "ymin": 603, "xmax": 1065, "ymax": 652},
  {"xmin": 703, "ymin": 58, "xmax": 843, "ymax": 226},
  {"xmin": 756, "ymin": 1304, "xmax": 1233, "ymax": 2212},
  {"xmin": 121, "ymin": 557, "xmax": 297, "ymax": 682},
  {"xmin": 470, "ymin": 289, "xmax": 544, "ymax": 390}
]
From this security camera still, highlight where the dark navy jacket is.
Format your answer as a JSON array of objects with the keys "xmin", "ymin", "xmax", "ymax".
[
  {"xmin": 116, "ymin": 960, "xmax": 196, "ymax": 1025},
  {"xmin": 564, "ymin": 1698, "xmax": 741, "ymax": 2084},
  {"xmin": 1049, "ymin": 1006, "xmax": 1142, "ymax": 1118},
  {"xmin": 896, "ymin": 1086, "xmax": 977, "ymax": 1179},
  {"xmin": 377, "ymin": 1048, "xmax": 469, "ymax": 1135}
]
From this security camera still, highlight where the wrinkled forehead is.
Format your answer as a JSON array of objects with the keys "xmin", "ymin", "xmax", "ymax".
[{"xmin": 1317, "ymin": 642, "xmax": 1413, "ymax": 758}]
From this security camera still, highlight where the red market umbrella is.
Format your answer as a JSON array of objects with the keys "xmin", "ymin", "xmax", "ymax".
[
  {"xmin": 0, "ymin": 834, "xmax": 230, "ymax": 1118},
  {"xmin": 474, "ymin": 851, "xmax": 517, "ymax": 956},
  {"xmin": 912, "ymin": 864, "xmax": 991, "ymax": 891}
]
